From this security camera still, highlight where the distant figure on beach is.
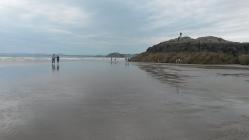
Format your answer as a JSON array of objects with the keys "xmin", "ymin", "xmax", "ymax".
[
  {"xmin": 176, "ymin": 58, "xmax": 182, "ymax": 64},
  {"xmin": 56, "ymin": 55, "xmax": 60, "ymax": 64},
  {"xmin": 52, "ymin": 54, "xmax": 60, "ymax": 71},
  {"xmin": 178, "ymin": 32, "xmax": 183, "ymax": 41},
  {"xmin": 110, "ymin": 57, "xmax": 117, "ymax": 64},
  {"xmin": 52, "ymin": 54, "xmax": 56, "ymax": 64}
]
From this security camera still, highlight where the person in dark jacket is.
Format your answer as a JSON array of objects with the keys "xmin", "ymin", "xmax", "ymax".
[
  {"xmin": 52, "ymin": 54, "xmax": 56, "ymax": 64},
  {"xmin": 56, "ymin": 55, "xmax": 60, "ymax": 64}
]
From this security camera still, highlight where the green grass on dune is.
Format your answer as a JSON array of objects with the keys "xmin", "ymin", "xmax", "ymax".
[{"xmin": 131, "ymin": 52, "xmax": 249, "ymax": 65}]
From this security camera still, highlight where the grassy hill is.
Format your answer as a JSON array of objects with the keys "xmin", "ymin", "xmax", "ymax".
[
  {"xmin": 106, "ymin": 52, "xmax": 134, "ymax": 58},
  {"xmin": 130, "ymin": 36, "xmax": 249, "ymax": 65}
]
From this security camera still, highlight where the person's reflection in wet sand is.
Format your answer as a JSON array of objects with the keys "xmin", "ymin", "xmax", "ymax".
[
  {"xmin": 52, "ymin": 63, "xmax": 60, "ymax": 71},
  {"xmin": 125, "ymin": 61, "xmax": 130, "ymax": 66},
  {"xmin": 57, "ymin": 64, "xmax": 60, "ymax": 71},
  {"xmin": 52, "ymin": 63, "xmax": 56, "ymax": 71}
]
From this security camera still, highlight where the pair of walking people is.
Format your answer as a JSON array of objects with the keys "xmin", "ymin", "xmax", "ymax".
[{"xmin": 52, "ymin": 54, "xmax": 60, "ymax": 64}]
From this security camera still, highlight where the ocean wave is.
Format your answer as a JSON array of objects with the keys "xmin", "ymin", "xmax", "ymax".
[{"xmin": 0, "ymin": 57, "xmax": 125, "ymax": 62}]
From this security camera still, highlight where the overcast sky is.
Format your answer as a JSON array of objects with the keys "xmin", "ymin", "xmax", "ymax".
[{"xmin": 0, "ymin": 0, "xmax": 249, "ymax": 55}]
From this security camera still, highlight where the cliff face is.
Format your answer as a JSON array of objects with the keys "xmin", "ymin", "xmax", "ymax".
[{"xmin": 131, "ymin": 36, "xmax": 249, "ymax": 65}]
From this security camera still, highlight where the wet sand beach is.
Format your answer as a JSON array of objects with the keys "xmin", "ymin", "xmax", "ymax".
[{"xmin": 0, "ymin": 59, "xmax": 249, "ymax": 140}]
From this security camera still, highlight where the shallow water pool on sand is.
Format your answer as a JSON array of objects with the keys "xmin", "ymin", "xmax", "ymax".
[{"xmin": 0, "ymin": 60, "xmax": 249, "ymax": 140}]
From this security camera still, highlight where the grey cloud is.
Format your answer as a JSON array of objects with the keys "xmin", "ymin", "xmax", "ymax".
[{"xmin": 0, "ymin": 0, "xmax": 248, "ymax": 54}]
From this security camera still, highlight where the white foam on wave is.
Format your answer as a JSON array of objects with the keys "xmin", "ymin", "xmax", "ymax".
[
  {"xmin": 0, "ymin": 57, "xmax": 125, "ymax": 62},
  {"xmin": 0, "ymin": 57, "xmax": 49, "ymax": 62}
]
